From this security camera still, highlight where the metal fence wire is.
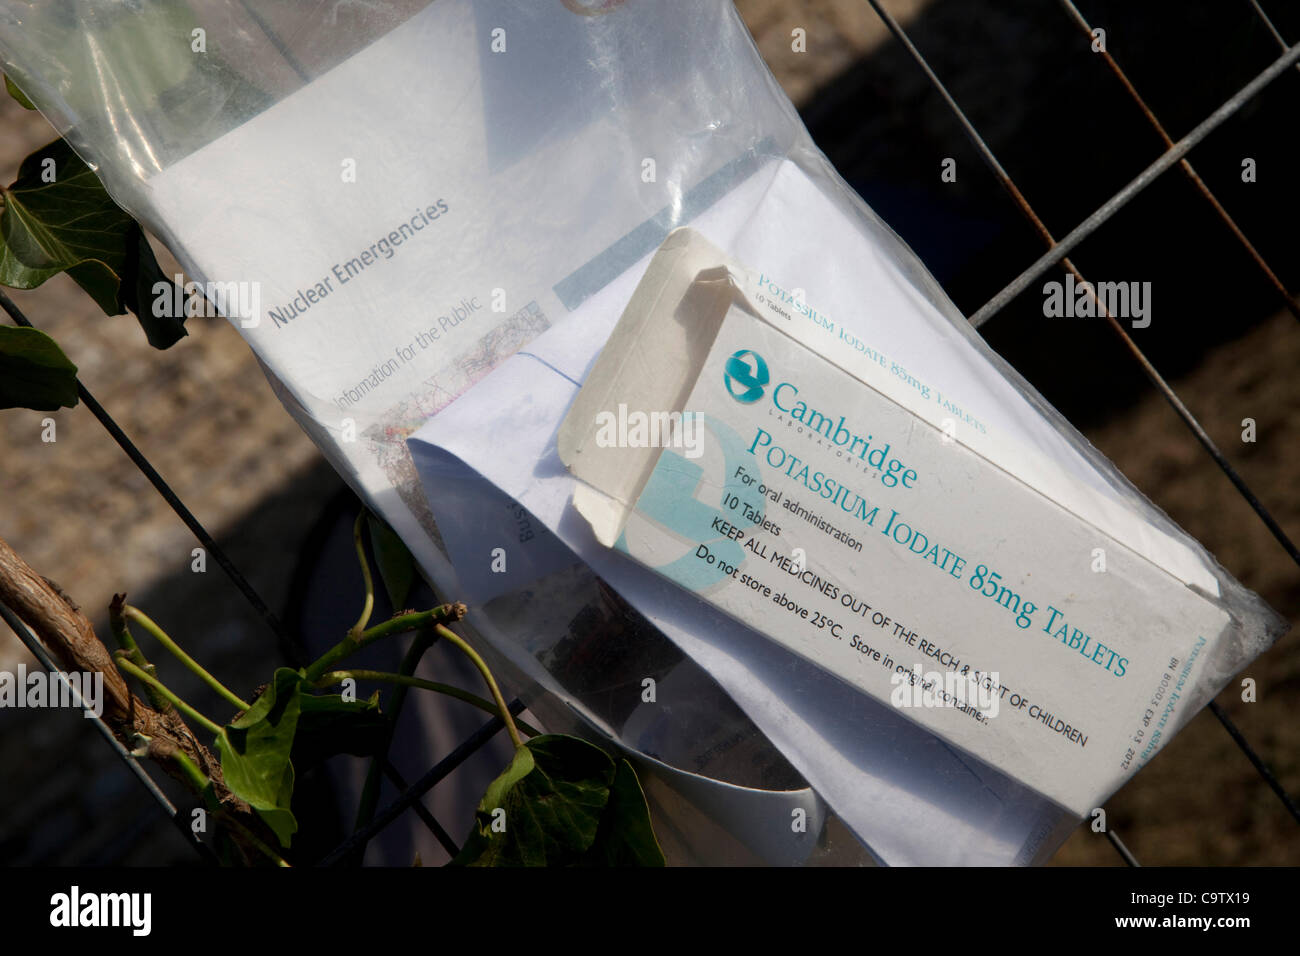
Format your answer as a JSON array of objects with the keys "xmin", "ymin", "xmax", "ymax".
[{"xmin": 3, "ymin": 0, "xmax": 1299, "ymax": 867}]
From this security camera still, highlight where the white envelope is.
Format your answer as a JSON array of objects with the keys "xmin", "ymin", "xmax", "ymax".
[{"xmin": 409, "ymin": 158, "xmax": 1097, "ymax": 865}]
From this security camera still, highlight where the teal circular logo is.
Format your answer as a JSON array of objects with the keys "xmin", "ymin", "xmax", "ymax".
[{"xmin": 724, "ymin": 349, "xmax": 769, "ymax": 404}]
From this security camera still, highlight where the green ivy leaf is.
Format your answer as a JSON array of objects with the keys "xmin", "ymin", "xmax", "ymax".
[
  {"xmin": 0, "ymin": 139, "xmax": 185, "ymax": 348},
  {"xmin": 0, "ymin": 326, "xmax": 78, "ymax": 410},
  {"xmin": 481, "ymin": 744, "xmax": 536, "ymax": 814},
  {"xmin": 291, "ymin": 689, "xmax": 388, "ymax": 770},
  {"xmin": 216, "ymin": 667, "xmax": 302, "ymax": 848},
  {"xmin": 582, "ymin": 759, "xmax": 665, "ymax": 866},
  {"xmin": 454, "ymin": 734, "xmax": 624, "ymax": 867},
  {"xmin": 367, "ymin": 513, "xmax": 416, "ymax": 611},
  {"xmin": 4, "ymin": 75, "xmax": 35, "ymax": 110},
  {"xmin": 120, "ymin": 223, "xmax": 187, "ymax": 350}
]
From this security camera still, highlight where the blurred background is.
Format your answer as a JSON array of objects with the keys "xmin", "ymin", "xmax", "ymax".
[{"xmin": 0, "ymin": 0, "xmax": 1296, "ymax": 865}]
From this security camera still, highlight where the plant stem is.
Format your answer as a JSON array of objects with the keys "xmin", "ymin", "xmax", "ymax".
[
  {"xmin": 124, "ymin": 605, "xmax": 251, "ymax": 712},
  {"xmin": 313, "ymin": 669, "xmax": 541, "ymax": 738},
  {"xmin": 358, "ymin": 604, "xmax": 466, "ymax": 646},
  {"xmin": 350, "ymin": 510, "xmax": 375, "ymax": 637},
  {"xmin": 109, "ymin": 597, "xmax": 172, "ymax": 714},
  {"xmin": 384, "ymin": 627, "xmax": 438, "ymax": 733},
  {"xmin": 434, "ymin": 624, "xmax": 523, "ymax": 749},
  {"xmin": 109, "ymin": 596, "xmax": 143, "ymax": 657},
  {"xmin": 350, "ymin": 626, "xmax": 437, "ymax": 857},
  {"xmin": 114, "ymin": 654, "xmax": 223, "ymax": 737},
  {"xmin": 302, "ymin": 603, "xmax": 466, "ymax": 683},
  {"xmin": 221, "ymin": 815, "xmax": 292, "ymax": 868},
  {"xmin": 166, "ymin": 744, "xmax": 214, "ymax": 796}
]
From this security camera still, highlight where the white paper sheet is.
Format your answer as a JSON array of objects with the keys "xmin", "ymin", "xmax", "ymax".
[{"xmin": 407, "ymin": 158, "xmax": 1126, "ymax": 864}]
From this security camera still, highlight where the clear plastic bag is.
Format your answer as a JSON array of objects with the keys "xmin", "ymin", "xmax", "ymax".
[{"xmin": 0, "ymin": 0, "xmax": 1283, "ymax": 865}]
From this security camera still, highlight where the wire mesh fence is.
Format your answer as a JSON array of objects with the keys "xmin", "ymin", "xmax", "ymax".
[
  {"xmin": 1, "ymin": 0, "xmax": 1297, "ymax": 867},
  {"xmin": 855, "ymin": 0, "xmax": 1300, "ymax": 863}
]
